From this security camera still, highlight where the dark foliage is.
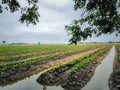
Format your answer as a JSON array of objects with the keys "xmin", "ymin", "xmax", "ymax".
[
  {"xmin": 65, "ymin": 0, "xmax": 120, "ymax": 44},
  {"xmin": 0, "ymin": 0, "xmax": 40, "ymax": 25}
]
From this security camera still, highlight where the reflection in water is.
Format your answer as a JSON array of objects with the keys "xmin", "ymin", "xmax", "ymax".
[
  {"xmin": 0, "ymin": 68, "xmax": 64, "ymax": 90},
  {"xmin": 43, "ymin": 85, "xmax": 47, "ymax": 90},
  {"xmin": 42, "ymin": 85, "xmax": 63, "ymax": 90},
  {"xmin": 0, "ymin": 61, "xmax": 62, "ymax": 87},
  {"xmin": 0, "ymin": 74, "xmax": 31, "ymax": 87},
  {"xmin": 0, "ymin": 68, "xmax": 42, "ymax": 87}
]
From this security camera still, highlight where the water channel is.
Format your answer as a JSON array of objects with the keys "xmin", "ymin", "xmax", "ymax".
[
  {"xmin": 81, "ymin": 46, "xmax": 115, "ymax": 90},
  {"xmin": 0, "ymin": 46, "xmax": 115, "ymax": 90}
]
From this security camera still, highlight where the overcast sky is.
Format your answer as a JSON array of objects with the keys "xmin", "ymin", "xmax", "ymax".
[{"xmin": 0, "ymin": 0, "xmax": 120, "ymax": 44}]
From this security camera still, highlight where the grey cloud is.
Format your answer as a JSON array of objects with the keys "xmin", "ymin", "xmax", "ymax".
[
  {"xmin": 0, "ymin": 0, "xmax": 119, "ymax": 44},
  {"xmin": 0, "ymin": 30, "xmax": 69, "ymax": 43}
]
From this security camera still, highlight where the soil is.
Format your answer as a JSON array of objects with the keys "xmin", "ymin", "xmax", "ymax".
[
  {"xmin": 109, "ymin": 47, "xmax": 120, "ymax": 90},
  {"xmin": 0, "ymin": 48, "xmax": 103, "ymax": 86}
]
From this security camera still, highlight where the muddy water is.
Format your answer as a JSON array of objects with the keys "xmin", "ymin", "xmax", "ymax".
[
  {"xmin": 0, "ymin": 46, "xmax": 115, "ymax": 90},
  {"xmin": 81, "ymin": 46, "xmax": 115, "ymax": 90}
]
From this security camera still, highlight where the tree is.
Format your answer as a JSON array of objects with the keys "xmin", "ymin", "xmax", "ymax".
[
  {"xmin": 38, "ymin": 42, "xmax": 40, "ymax": 45},
  {"xmin": 65, "ymin": 0, "xmax": 120, "ymax": 45},
  {"xmin": 2, "ymin": 41, "xmax": 6, "ymax": 44},
  {"xmin": 0, "ymin": 0, "xmax": 40, "ymax": 25}
]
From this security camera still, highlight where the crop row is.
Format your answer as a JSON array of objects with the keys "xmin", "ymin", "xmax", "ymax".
[
  {"xmin": 116, "ymin": 45, "xmax": 120, "ymax": 61},
  {"xmin": 0, "ymin": 55, "xmax": 55, "ymax": 71},
  {"xmin": 41, "ymin": 46, "xmax": 109, "ymax": 77},
  {"xmin": 0, "ymin": 44, "xmax": 99, "ymax": 56},
  {"xmin": 0, "ymin": 49, "xmax": 65, "ymax": 61},
  {"xmin": 0, "ymin": 45, "xmax": 72, "ymax": 56},
  {"xmin": 0, "ymin": 44, "xmax": 104, "ymax": 62},
  {"xmin": 0, "ymin": 46, "xmax": 107, "ymax": 71},
  {"xmin": 69, "ymin": 48, "xmax": 108, "ymax": 75}
]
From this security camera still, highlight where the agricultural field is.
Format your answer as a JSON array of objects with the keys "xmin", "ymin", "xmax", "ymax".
[
  {"xmin": 0, "ymin": 44, "xmax": 108, "ymax": 71},
  {"xmin": 0, "ymin": 43, "xmax": 116, "ymax": 90},
  {"xmin": 1, "ymin": 0, "xmax": 120, "ymax": 90}
]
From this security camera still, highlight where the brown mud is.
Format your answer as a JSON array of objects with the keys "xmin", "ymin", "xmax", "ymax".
[{"xmin": 109, "ymin": 47, "xmax": 120, "ymax": 90}]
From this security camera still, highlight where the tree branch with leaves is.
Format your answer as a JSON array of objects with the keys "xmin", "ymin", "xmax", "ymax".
[
  {"xmin": 65, "ymin": 0, "xmax": 120, "ymax": 45},
  {"xmin": 0, "ymin": 0, "xmax": 40, "ymax": 25}
]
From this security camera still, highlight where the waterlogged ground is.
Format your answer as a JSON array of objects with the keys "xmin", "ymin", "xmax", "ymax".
[{"xmin": 0, "ymin": 45, "xmax": 115, "ymax": 90}]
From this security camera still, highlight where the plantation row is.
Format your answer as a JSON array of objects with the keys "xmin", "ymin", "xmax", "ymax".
[
  {"xmin": 0, "ymin": 45, "xmax": 107, "ymax": 72},
  {"xmin": 0, "ymin": 44, "xmax": 104, "ymax": 61},
  {"xmin": 0, "ymin": 44, "xmax": 99, "ymax": 56},
  {"xmin": 0, "ymin": 45, "xmax": 70, "ymax": 55},
  {"xmin": 37, "ymin": 46, "xmax": 110, "ymax": 86},
  {"xmin": 116, "ymin": 45, "xmax": 120, "ymax": 61},
  {"xmin": 69, "ymin": 48, "xmax": 108, "ymax": 75},
  {"xmin": 0, "ymin": 49, "xmax": 64, "ymax": 61}
]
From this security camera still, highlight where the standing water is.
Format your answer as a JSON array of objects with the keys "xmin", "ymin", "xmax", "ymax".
[{"xmin": 81, "ymin": 46, "xmax": 115, "ymax": 90}]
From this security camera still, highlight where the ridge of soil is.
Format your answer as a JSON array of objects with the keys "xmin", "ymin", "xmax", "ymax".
[{"xmin": 109, "ymin": 47, "xmax": 120, "ymax": 90}]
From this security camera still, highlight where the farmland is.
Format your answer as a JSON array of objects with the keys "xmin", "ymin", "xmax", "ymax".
[
  {"xmin": 0, "ymin": 44, "xmax": 108, "ymax": 70},
  {"xmin": 0, "ymin": 43, "xmax": 117, "ymax": 89}
]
